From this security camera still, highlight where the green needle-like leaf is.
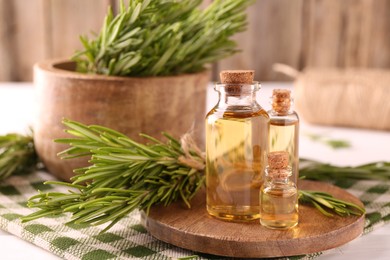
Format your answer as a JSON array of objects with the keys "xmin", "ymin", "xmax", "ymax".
[
  {"xmin": 21, "ymin": 119, "xmax": 367, "ymax": 231},
  {"xmin": 22, "ymin": 119, "xmax": 205, "ymax": 231},
  {"xmin": 299, "ymin": 190, "xmax": 365, "ymax": 217},
  {"xmin": 72, "ymin": 0, "xmax": 255, "ymax": 76},
  {"xmin": 18, "ymin": 117, "xmax": 371, "ymax": 230},
  {"xmin": 0, "ymin": 131, "xmax": 38, "ymax": 180},
  {"xmin": 300, "ymin": 159, "xmax": 390, "ymax": 181}
]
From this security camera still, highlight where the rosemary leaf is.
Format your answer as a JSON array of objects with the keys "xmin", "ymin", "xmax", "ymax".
[
  {"xmin": 299, "ymin": 190, "xmax": 365, "ymax": 217},
  {"xmin": 73, "ymin": 0, "xmax": 255, "ymax": 76},
  {"xmin": 0, "ymin": 123, "xmax": 375, "ymax": 229},
  {"xmin": 0, "ymin": 132, "xmax": 38, "ymax": 180},
  {"xmin": 22, "ymin": 119, "xmax": 205, "ymax": 229},
  {"xmin": 21, "ymin": 119, "xmax": 369, "ymax": 230},
  {"xmin": 306, "ymin": 133, "xmax": 351, "ymax": 150},
  {"xmin": 300, "ymin": 159, "xmax": 390, "ymax": 181}
]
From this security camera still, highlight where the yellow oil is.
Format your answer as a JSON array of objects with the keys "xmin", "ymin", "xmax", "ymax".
[
  {"xmin": 269, "ymin": 119, "xmax": 299, "ymax": 182},
  {"xmin": 206, "ymin": 110, "xmax": 269, "ymax": 221},
  {"xmin": 260, "ymin": 185, "xmax": 298, "ymax": 229}
]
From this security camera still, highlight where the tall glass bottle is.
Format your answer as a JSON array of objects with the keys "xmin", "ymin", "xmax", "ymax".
[
  {"xmin": 205, "ymin": 70, "xmax": 269, "ymax": 221},
  {"xmin": 268, "ymin": 89, "xmax": 299, "ymax": 183}
]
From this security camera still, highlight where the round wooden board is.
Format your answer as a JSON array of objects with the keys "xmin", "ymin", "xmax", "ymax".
[{"xmin": 141, "ymin": 180, "xmax": 365, "ymax": 258}]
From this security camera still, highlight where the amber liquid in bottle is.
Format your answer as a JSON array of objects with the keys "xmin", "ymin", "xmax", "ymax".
[
  {"xmin": 260, "ymin": 178, "xmax": 299, "ymax": 229},
  {"xmin": 269, "ymin": 117, "xmax": 299, "ymax": 182},
  {"xmin": 260, "ymin": 152, "xmax": 298, "ymax": 229},
  {"xmin": 206, "ymin": 92, "xmax": 269, "ymax": 221},
  {"xmin": 268, "ymin": 89, "xmax": 299, "ymax": 183}
]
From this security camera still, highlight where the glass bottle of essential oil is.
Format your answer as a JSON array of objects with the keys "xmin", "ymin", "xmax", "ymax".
[
  {"xmin": 268, "ymin": 89, "xmax": 299, "ymax": 183},
  {"xmin": 205, "ymin": 70, "xmax": 269, "ymax": 221},
  {"xmin": 260, "ymin": 151, "xmax": 298, "ymax": 229}
]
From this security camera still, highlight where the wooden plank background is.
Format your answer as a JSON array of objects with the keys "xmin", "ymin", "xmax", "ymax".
[{"xmin": 0, "ymin": 0, "xmax": 389, "ymax": 82}]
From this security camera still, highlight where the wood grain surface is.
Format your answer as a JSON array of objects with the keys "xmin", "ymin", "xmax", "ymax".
[
  {"xmin": 1, "ymin": 0, "xmax": 389, "ymax": 81},
  {"xmin": 141, "ymin": 180, "xmax": 365, "ymax": 258},
  {"xmin": 220, "ymin": 0, "xmax": 390, "ymax": 81},
  {"xmin": 294, "ymin": 68, "xmax": 390, "ymax": 131},
  {"xmin": 0, "ymin": 0, "xmax": 110, "ymax": 81}
]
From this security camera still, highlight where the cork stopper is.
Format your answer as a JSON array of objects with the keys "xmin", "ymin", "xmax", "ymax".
[
  {"xmin": 267, "ymin": 151, "xmax": 291, "ymax": 179},
  {"xmin": 220, "ymin": 70, "xmax": 254, "ymax": 84},
  {"xmin": 268, "ymin": 151, "xmax": 289, "ymax": 169},
  {"xmin": 219, "ymin": 70, "xmax": 255, "ymax": 95},
  {"xmin": 272, "ymin": 89, "xmax": 291, "ymax": 115}
]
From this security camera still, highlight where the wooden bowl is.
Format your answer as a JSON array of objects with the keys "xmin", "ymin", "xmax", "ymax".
[{"xmin": 34, "ymin": 59, "xmax": 209, "ymax": 181}]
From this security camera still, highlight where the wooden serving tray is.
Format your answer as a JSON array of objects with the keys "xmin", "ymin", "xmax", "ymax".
[{"xmin": 141, "ymin": 180, "xmax": 365, "ymax": 258}]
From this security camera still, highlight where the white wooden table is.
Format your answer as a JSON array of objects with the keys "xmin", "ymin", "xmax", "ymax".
[{"xmin": 1, "ymin": 82, "xmax": 389, "ymax": 259}]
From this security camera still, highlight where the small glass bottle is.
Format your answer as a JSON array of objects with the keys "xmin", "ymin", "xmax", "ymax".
[
  {"xmin": 260, "ymin": 151, "xmax": 298, "ymax": 229},
  {"xmin": 268, "ymin": 89, "xmax": 299, "ymax": 183},
  {"xmin": 205, "ymin": 70, "xmax": 269, "ymax": 221}
]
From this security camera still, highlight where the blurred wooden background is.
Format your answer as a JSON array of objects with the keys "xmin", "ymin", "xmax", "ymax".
[{"xmin": 0, "ymin": 0, "xmax": 389, "ymax": 81}]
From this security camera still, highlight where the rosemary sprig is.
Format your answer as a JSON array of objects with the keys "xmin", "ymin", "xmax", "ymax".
[
  {"xmin": 300, "ymin": 158, "xmax": 390, "ymax": 181},
  {"xmin": 306, "ymin": 133, "xmax": 351, "ymax": 149},
  {"xmin": 299, "ymin": 190, "xmax": 365, "ymax": 217},
  {"xmin": 22, "ymin": 119, "xmax": 205, "ymax": 232},
  {"xmin": 73, "ymin": 0, "xmax": 254, "ymax": 76},
  {"xmin": 21, "ymin": 119, "xmax": 366, "ymax": 230},
  {"xmin": 0, "ymin": 132, "xmax": 38, "ymax": 181}
]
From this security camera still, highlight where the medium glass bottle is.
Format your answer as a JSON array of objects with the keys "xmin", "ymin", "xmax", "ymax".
[
  {"xmin": 260, "ymin": 151, "xmax": 298, "ymax": 229},
  {"xmin": 206, "ymin": 70, "xmax": 269, "ymax": 221},
  {"xmin": 268, "ymin": 89, "xmax": 299, "ymax": 183}
]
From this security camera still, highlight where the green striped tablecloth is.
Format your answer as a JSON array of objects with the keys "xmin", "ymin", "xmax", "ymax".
[{"xmin": 0, "ymin": 170, "xmax": 389, "ymax": 260}]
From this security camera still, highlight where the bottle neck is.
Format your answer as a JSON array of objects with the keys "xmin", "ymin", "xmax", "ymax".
[
  {"xmin": 215, "ymin": 83, "xmax": 260, "ymax": 108},
  {"xmin": 269, "ymin": 95, "xmax": 294, "ymax": 116},
  {"xmin": 269, "ymin": 108, "xmax": 294, "ymax": 117},
  {"xmin": 265, "ymin": 166, "xmax": 292, "ymax": 183}
]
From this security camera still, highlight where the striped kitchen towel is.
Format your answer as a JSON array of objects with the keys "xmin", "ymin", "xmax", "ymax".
[{"xmin": 0, "ymin": 170, "xmax": 389, "ymax": 260}]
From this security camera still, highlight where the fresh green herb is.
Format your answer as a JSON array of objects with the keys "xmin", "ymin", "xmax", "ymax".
[
  {"xmin": 300, "ymin": 158, "xmax": 390, "ymax": 181},
  {"xmin": 22, "ymin": 119, "xmax": 205, "ymax": 232},
  {"xmin": 299, "ymin": 190, "xmax": 365, "ymax": 217},
  {"xmin": 22, "ymin": 119, "xmax": 366, "ymax": 230},
  {"xmin": 0, "ymin": 132, "xmax": 38, "ymax": 181},
  {"xmin": 73, "ymin": 0, "xmax": 254, "ymax": 76},
  {"xmin": 306, "ymin": 133, "xmax": 351, "ymax": 149}
]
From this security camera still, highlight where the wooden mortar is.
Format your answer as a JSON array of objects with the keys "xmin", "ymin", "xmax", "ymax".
[{"xmin": 34, "ymin": 59, "xmax": 210, "ymax": 181}]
